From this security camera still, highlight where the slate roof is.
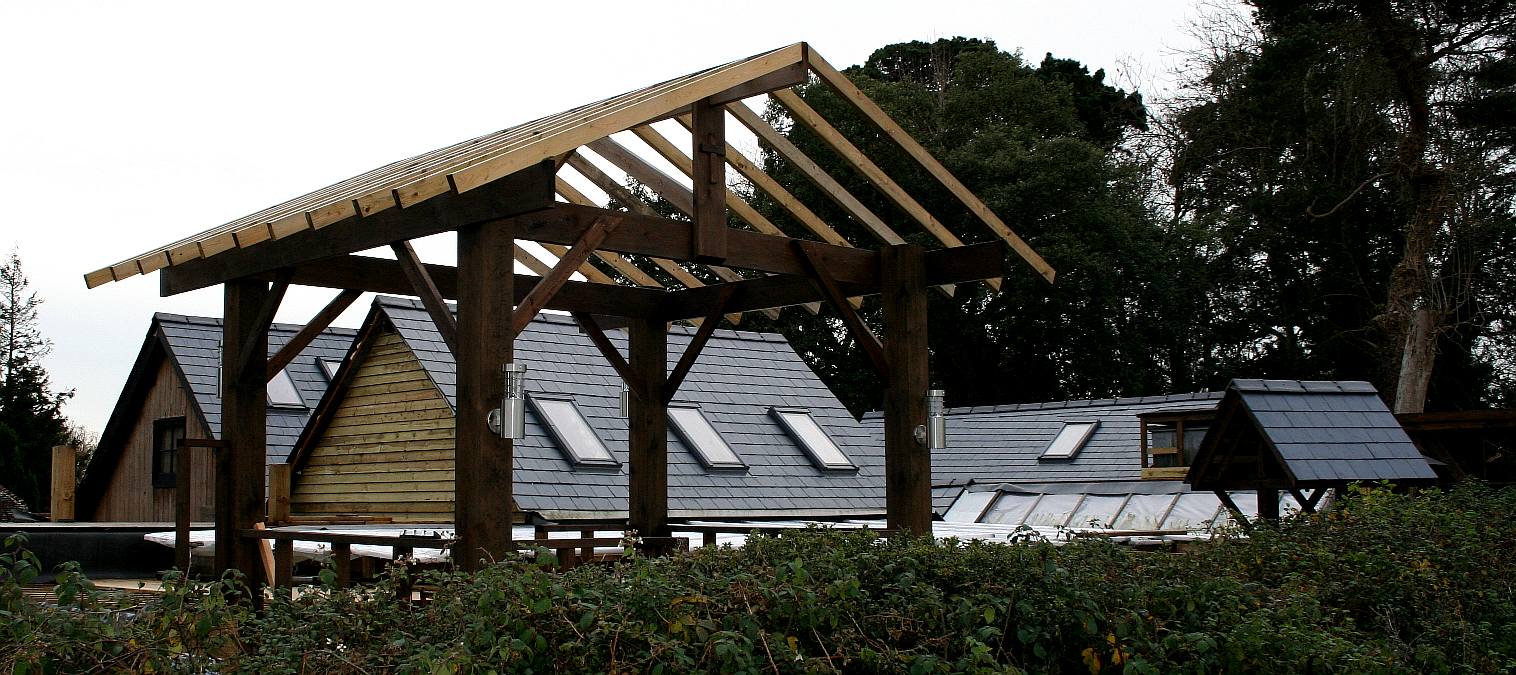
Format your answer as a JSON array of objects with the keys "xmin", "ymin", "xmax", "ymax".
[
  {"xmin": 155, "ymin": 314, "xmax": 357, "ymax": 466},
  {"xmin": 1189, "ymin": 379, "xmax": 1437, "ymax": 486},
  {"xmin": 0, "ymin": 485, "xmax": 28, "ymax": 522},
  {"xmin": 865, "ymin": 392, "xmax": 1224, "ymax": 512},
  {"xmin": 316, "ymin": 296, "xmax": 884, "ymax": 520}
]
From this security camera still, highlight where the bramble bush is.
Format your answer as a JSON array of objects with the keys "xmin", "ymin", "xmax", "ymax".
[{"xmin": 3, "ymin": 483, "xmax": 1514, "ymax": 673}]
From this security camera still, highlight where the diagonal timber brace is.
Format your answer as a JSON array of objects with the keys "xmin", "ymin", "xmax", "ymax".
[
  {"xmin": 664, "ymin": 285, "xmax": 735, "ymax": 403},
  {"xmin": 392, "ymin": 241, "xmax": 458, "ymax": 353},
  {"xmin": 793, "ymin": 240, "xmax": 890, "ymax": 379},
  {"xmin": 237, "ymin": 268, "xmax": 293, "ymax": 378},
  {"xmin": 266, "ymin": 288, "xmax": 361, "ymax": 381},
  {"xmin": 573, "ymin": 312, "xmax": 651, "ymax": 403},
  {"xmin": 513, "ymin": 216, "xmax": 620, "ymax": 334}
]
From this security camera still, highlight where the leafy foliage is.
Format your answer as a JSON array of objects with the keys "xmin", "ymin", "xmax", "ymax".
[
  {"xmin": 0, "ymin": 248, "xmax": 74, "ymax": 510},
  {"xmin": 4, "ymin": 485, "xmax": 1514, "ymax": 672}
]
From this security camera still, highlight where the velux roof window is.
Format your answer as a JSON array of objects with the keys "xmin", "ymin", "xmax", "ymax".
[
  {"xmin": 530, "ymin": 395, "xmax": 617, "ymax": 467},
  {"xmin": 1039, "ymin": 421, "xmax": 1098, "ymax": 460},
  {"xmin": 668, "ymin": 405, "xmax": 745, "ymax": 470},
  {"xmin": 772, "ymin": 408, "xmax": 855, "ymax": 470},
  {"xmin": 266, "ymin": 369, "xmax": 306, "ymax": 409}
]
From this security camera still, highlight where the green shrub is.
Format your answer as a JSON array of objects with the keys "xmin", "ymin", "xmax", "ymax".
[{"xmin": 3, "ymin": 484, "xmax": 1514, "ymax": 673}]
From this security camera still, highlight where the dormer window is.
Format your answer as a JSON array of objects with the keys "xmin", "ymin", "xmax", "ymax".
[
  {"xmin": 530, "ymin": 395, "xmax": 618, "ymax": 468},
  {"xmin": 1139, "ymin": 411, "xmax": 1214, "ymax": 479},
  {"xmin": 771, "ymin": 408, "xmax": 855, "ymax": 470},
  {"xmin": 669, "ymin": 405, "xmax": 745, "ymax": 470},
  {"xmin": 1039, "ymin": 421, "xmax": 1098, "ymax": 460},
  {"xmin": 267, "ymin": 369, "xmax": 305, "ymax": 409}
]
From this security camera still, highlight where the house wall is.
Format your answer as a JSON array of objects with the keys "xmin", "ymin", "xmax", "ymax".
[
  {"xmin": 291, "ymin": 328, "xmax": 456, "ymax": 522},
  {"xmin": 91, "ymin": 358, "xmax": 216, "ymax": 522}
]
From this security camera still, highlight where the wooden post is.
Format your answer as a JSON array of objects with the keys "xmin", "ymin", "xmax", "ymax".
[
  {"xmin": 175, "ymin": 441, "xmax": 192, "ymax": 571},
  {"xmin": 881, "ymin": 244, "xmax": 932, "ymax": 536},
  {"xmin": 691, "ymin": 97, "xmax": 728, "ymax": 263},
  {"xmin": 219, "ymin": 278, "xmax": 270, "ymax": 596},
  {"xmin": 50, "ymin": 445, "xmax": 75, "ymax": 522},
  {"xmin": 454, "ymin": 220, "xmax": 516, "ymax": 571},
  {"xmin": 273, "ymin": 539, "xmax": 293, "ymax": 592},
  {"xmin": 1258, "ymin": 488, "xmax": 1280, "ymax": 522},
  {"xmin": 628, "ymin": 317, "xmax": 670, "ymax": 538},
  {"xmin": 332, "ymin": 543, "xmax": 351, "ymax": 589},
  {"xmin": 268, "ymin": 464, "xmax": 291, "ymax": 524}
]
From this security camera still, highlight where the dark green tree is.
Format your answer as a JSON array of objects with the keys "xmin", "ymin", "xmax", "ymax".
[
  {"xmin": 740, "ymin": 38, "xmax": 1202, "ymax": 414},
  {"xmin": 0, "ymin": 248, "xmax": 73, "ymax": 510},
  {"xmin": 1166, "ymin": 0, "xmax": 1516, "ymax": 409}
]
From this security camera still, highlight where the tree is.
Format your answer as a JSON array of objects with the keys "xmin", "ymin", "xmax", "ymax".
[
  {"xmin": 740, "ymin": 38, "xmax": 1198, "ymax": 414},
  {"xmin": 0, "ymin": 248, "xmax": 73, "ymax": 510},
  {"xmin": 1164, "ymin": 0, "xmax": 1516, "ymax": 410}
]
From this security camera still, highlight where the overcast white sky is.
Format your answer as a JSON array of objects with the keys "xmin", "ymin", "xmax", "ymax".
[{"xmin": 0, "ymin": 1, "xmax": 1212, "ymax": 433}]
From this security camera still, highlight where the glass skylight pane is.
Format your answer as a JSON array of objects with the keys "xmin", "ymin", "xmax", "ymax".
[
  {"xmin": 267, "ymin": 369, "xmax": 305, "ymax": 408},
  {"xmin": 980, "ymin": 492, "xmax": 1041, "ymax": 526},
  {"xmin": 943, "ymin": 490, "xmax": 997, "ymax": 523},
  {"xmin": 1040, "ymin": 422, "xmax": 1097, "ymax": 459},
  {"xmin": 321, "ymin": 358, "xmax": 343, "ymax": 380},
  {"xmin": 669, "ymin": 406, "xmax": 744, "ymax": 469},
  {"xmin": 1162, "ymin": 493, "xmax": 1223, "ymax": 530},
  {"xmin": 534, "ymin": 398, "xmax": 616, "ymax": 466},
  {"xmin": 775, "ymin": 410, "xmax": 853, "ymax": 469},
  {"xmin": 1068, "ymin": 494, "xmax": 1127, "ymax": 529},
  {"xmin": 1111, "ymin": 493, "xmax": 1179, "ymax": 530},
  {"xmin": 1022, "ymin": 493, "xmax": 1084, "ymax": 527}
]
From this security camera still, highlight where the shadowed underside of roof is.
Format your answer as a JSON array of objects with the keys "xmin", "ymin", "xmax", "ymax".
[{"xmin": 85, "ymin": 41, "xmax": 1052, "ymax": 298}]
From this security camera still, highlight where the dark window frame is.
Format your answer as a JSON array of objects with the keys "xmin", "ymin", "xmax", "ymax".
[{"xmin": 152, "ymin": 417, "xmax": 187, "ymax": 488}]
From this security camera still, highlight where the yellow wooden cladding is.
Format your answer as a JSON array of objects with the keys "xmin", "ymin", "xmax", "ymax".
[{"xmin": 290, "ymin": 329, "xmax": 460, "ymax": 522}]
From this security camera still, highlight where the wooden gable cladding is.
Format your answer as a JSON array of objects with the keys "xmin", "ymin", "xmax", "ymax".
[{"xmin": 290, "ymin": 328, "xmax": 458, "ymax": 522}]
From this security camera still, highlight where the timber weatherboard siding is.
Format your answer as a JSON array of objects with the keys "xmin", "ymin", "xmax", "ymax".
[{"xmin": 91, "ymin": 358, "xmax": 215, "ymax": 521}]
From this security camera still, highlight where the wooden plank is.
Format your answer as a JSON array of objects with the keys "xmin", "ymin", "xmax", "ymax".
[
  {"xmin": 794, "ymin": 240, "xmax": 889, "ymax": 378},
  {"xmin": 573, "ymin": 312, "xmax": 650, "ymax": 402},
  {"xmin": 690, "ymin": 97, "xmax": 728, "ymax": 262},
  {"xmin": 268, "ymin": 464, "xmax": 291, "ymax": 524},
  {"xmin": 807, "ymin": 52, "xmax": 1056, "ymax": 284},
  {"xmin": 628, "ymin": 317, "xmax": 669, "ymax": 538},
  {"xmin": 266, "ymin": 288, "xmax": 362, "ymax": 381},
  {"xmin": 880, "ymin": 243, "xmax": 931, "ymax": 536},
  {"xmin": 174, "ymin": 439, "xmax": 192, "ymax": 570},
  {"xmin": 332, "ymin": 542, "xmax": 351, "ymax": 589},
  {"xmin": 50, "ymin": 445, "xmax": 75, "ymax": 521},
  {"xmin": 707, "ymin": 61, "xmax": 808, "ymax": 106},
  {"xmin": 254, "ymin": 522, "xmax": 276, "ymax": 587},
  {"xmin": 391, "ymin": 241, "xmax": 459, "ymax": 354},
  {"xmin": 219, "ymin": 278, "xmax": 270, "ymax": 598},
  {"xmin": 771, "ymin": 89, "xmax": 1000, "ymax": 291},
  {"xmin": 555, "ymin": 178, "xmax": 669, "ymax": 289},
  {"xmin": 512, "ymin": 216, "xmax": 620, "ymax": 334},
  {"xmin": 663, "ymin": 286, "xmax": 733, "ymax": 403},
  {"xmin": 455, "ymin": 219, "xmax": 516, "ymax": 571},
  {"xmin": 159, "ymin": 162, "xmax": 556, "ymax": 296}
]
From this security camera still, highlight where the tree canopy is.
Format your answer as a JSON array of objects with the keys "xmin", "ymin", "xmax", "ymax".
[{"xmin": 0, "ymin": 248, "xmax": 74, "ymax": 510}]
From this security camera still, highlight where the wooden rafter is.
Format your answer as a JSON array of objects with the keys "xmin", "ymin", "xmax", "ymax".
[
  {"xmin": 266, "ymin": 288, "xmax": 362, "ymax": 380},
  {"xmin": 391, "ymin": 241, "xmax": 458, "ymax": 353},
  {"xmin": 807, "ymin": 51, "xmax": 1055, "ymax": 283},
  {"xmin": 771, "ymin": 89, "xmax": 1000, "ymax": 291},
  {"xmin": 555, "ymin": 178, "xmax": 670, "ymax": 289},
  {"xmin": 664, "ymin": 285, "xmax": 735, "ymax": 403},
  {"xmin": 572, "ymin": 312, "xmax": 650, "ymax": 402},
  {"xmin": 512, "ymin": 216, "xmax": 621, "ymax": 334},
  {"xmin": 794, "ymin": 240, "xmax": 889, "ymax": 378}
]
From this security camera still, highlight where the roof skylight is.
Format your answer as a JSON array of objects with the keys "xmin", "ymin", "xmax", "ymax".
[
  {"xmin": 266, "ymin": 369, "xmax": 305, "ymax": 409},
  {"xmin": 668, "ymin": 405, "xmax": 745, "ymax": 470},
  {"xmin": 1039, "ymin": 421, "xmax": 1098, "ymax": 460},
  {"xmin": 530, "ymin": 396, "xmax": 617, "ymax": 467},
  {"xmin": 771, "ymin": 408, "xmax": 855, "ymax": 470}
]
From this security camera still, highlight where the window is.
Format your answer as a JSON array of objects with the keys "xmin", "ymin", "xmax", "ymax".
[
  {"xmin": 1140, "ymin": 412, "xmax": 1214, "ymax": 475},
  {"xmin": 267, "ymin": 369, "xmax": 305, "ymax": 408},
  {"xmin": 152, "ymin": 417, "xmax": 186, "ymax": 488},
  {"xmin": 669, "ymin": 405, "xmax": 745, "ymax": 470},
  {"xmin": 771, "ymin": 408, "xmax": 854, "ymax": 470},
  {"xmin": 530, "ymin": 395, "xmax": 617, "ymax": 467},
  {"xmin": 1039, "ymin": 422, "xmax": 1098, "ymax": 460},
  {"xmin": 320, "ymin": 358, "xmax": 343, "ymax": 380}
]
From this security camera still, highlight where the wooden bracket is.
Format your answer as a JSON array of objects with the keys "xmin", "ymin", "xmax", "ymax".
[
  {"xmin": 236, "ymin": 268, "xmax": 293, "ymax": 378},
  {"xmin": 573, "ymin": 312, "xmax": 650, "ymax": 402},
  {"xmin": 1214, "ymin": 490, "xmax": 1253, "ymax": 530},
  {"xmin": 513, "ymin": 217, "xmax": 620, "ymax": 335},
  {"xmin": 391, "ymin": 241, "xmax": 458, "ymax": 353},
  {"xmin": 1293, "ymin": 487, "xmax": 1326, "ymax": 513},
  {"xmin": 266, "ymin": 288, "xmax": 361, "ymax": 380},
  {"xmin": 663, "ymin": 285, "xmax": 734, "ymax": 404},
  {"xmin": 793, "ymin": 240, "xmax": 890, "ymax": 379}
]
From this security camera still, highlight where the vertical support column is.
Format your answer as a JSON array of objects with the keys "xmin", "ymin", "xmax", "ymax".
[
  {"xmin": 50, "ymin": 445, "xmax": 75, "ymax": 522},
  {"xmin": 690, "ymin": 97, "xmax": 728, "ymax": 263},
  {"xmin": 455, "ymin": 221, "xmax": 516, "ymax": 571},
  {"xmin": 628, "ymin": 317, "xmax": 670, "ymax": 538},
  {"xmin": 881, "ymin": 243, "xmax": 932, "ymax": 535},
  {"xmin": 1257, "ymin": 488, "xmax": 1281, "ymax": 523},
  {"xmin": 267, "ymin": 463, "xmax": 291, "ymax": 524},
  {"xmin": 175, "ymin": 441, "xmax": 192, "ymax": 571},
  {"xmin": 219, "ymin": 278, "xmax": 269, "ymax": 593}
]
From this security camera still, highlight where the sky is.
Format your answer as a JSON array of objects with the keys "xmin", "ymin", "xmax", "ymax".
[{"xmin": 0, "ymin": 0, "xmax": 1215, "ymax": 434}]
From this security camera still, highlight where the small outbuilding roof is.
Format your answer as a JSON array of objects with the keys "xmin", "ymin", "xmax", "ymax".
[{"xmin": 1187, "ymin": 379, "xmax": 1437, "ymax": 489}]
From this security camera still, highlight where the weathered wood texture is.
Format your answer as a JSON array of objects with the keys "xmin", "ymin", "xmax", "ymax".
[
  {"xmin": 90, "ymin": 358, "xmax": 216, "ymax": 522},
  {"xmin": 50, "ymin": 446, "xmax": 76, "ymax": 521},
  {"xmin": 219, "ymin": 278, "xmax": 270, "ymax": 592},
  {"xmin": 881, "ymin": 244, "xmax": 932, "ymax": 535},
  {"xmin": 455, "ymin": 220, "xmax": 516, "ymax": 570},
  {"xmin": 628, "ymin": 317, "xmax": 670, "ymax": 537},
  {"xmin": 291, "ymin": 330, "xmax": 456, "ymax": 522}
]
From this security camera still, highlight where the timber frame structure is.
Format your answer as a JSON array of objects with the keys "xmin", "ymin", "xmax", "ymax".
[{"xmin": 86, "ymin": 43, "xmax": 1053, "ymax": 582}]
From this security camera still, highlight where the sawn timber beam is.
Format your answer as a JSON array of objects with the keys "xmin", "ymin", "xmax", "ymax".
[{"xmin": 159, "ymin": 161, "xmax": 556, "ymax": 296}]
